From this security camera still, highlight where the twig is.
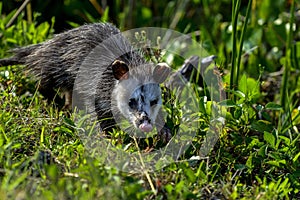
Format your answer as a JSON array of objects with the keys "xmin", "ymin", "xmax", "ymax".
[
  {"xmin": 133, "ymin": 137, "xmax": 157, "ymax": 195},
  {"xmin": 5, "ymin": 0, "xmax": 31, "ymax": 28},
  {"xmin": 89, "ymin": 0, "xmax": 103, "ymax": 15}
]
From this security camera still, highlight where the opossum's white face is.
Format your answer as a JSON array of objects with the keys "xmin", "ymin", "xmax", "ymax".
[
  {"xmin": 111, "ymin": 60, "xmax": 170, "ymax": 133},
  {"xmin": 127, "ymin": 83, "xmax": 162, "ymax": 132}
]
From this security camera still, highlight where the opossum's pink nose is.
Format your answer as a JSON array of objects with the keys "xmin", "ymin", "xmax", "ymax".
[{"xmin": 139, "ymin": 121, "xmax": 153, "ymax": 132}]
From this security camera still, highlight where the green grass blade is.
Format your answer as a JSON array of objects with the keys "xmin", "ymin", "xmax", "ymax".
[
  {"xmin": 280, "ymin": 0, "xmax": 295, "ymax": 111},
  {"xmin": 229, "ymin": 0, "xmax": 241, "ymax": 96},
  {"xmin": 235, "ymin": 0, "xmax": 252, "ymax": 88}
]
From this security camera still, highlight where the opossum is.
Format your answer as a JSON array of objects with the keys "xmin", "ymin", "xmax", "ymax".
[
  {"xmin": 0, "ymin": 22, "xmax": 218, "ymax": 142},
  {"xmin": 0, "ymin": 23, "xmax": 171, "ymax": 139}
]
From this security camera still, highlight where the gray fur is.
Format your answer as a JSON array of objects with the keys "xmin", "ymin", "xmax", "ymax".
[
  {"xmin": 0, "ymin": 23, "xmax": 170, "ymax": 135},
  {"xmin": 0, "ymin": 23, "xmax": 123, "ymax": 101}
]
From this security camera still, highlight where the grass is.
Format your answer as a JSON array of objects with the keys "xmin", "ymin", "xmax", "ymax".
[{"xmin": 1, "ymin": 1, "xmax": 300, "ymax": 199}]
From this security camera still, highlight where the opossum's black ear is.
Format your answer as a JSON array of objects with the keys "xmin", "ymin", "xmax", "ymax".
[
  {"xmin": 112, "ymin": 60, "xmax": 129, "ymax": 80},
  {"xmin": 153, "ymin": 63, "xmax": 171, "ymax": 83}
]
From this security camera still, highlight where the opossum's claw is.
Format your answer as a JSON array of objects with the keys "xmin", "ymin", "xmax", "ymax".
[{"xmin": 157, "ymin": 125, "xmax": 172, "ymax": 144}]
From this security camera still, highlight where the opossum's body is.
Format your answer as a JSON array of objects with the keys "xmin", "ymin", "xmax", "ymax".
[
  {"xmin": 4, "ymin": 23, "xmax": 122, "ymax": 102},
  {"xmin": 0, "ymin": 23, "xmax": 170, "ymax": 136}
]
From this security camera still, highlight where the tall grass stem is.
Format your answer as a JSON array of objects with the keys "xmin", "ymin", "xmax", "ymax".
[
  {"xmin": 280, "ymin": 0, "xmax": 295, "ymax": 111},
  {"xmin": 235, "ymin": 0, "xmax": 252, "ymax": 88},
  {"xmin": 229, "ymin": 0, "xmax": 240, "ymax": 92}
]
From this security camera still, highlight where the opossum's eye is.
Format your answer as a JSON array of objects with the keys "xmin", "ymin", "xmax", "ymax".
[
  {"xmin": 129, "ymin": 98, "xmax": 138, "ymax": 109},
  {"xmin": 150, "ymin": 99, "xmax": 158, "ymax": 107}
]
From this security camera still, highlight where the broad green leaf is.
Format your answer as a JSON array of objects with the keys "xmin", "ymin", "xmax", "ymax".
[
  {"xmin": 184, "ymin": 168, "xmax": 196, "ymax": 183},
  {"xmin": 233, "ymin": 90, "xmax": 246, "ymax": 98},
  {"xmin": 266, "ymin": 160, "xmax": 280, "ymax": 167},
  {"xmin": 246, "ymin": 154, "xmax": 253, "ymax": 170},
  {"xmin": 251, "ymin": 120, "xmax": 273, "ymax": 133},
  {"xmin": 165, "ymin": 184, "xmax": 173, "ymax": 194},
  {"xmin": 238, "ymin": 74, "xmax": 248, "ymax": 95},
  {"xmin": 279, "ymin": 135, "xmax": 291, "ymax": 145},
  {"xmin": 175, "ymin": 181, "xmax": 185, "ymax": 193},
  {"xmin": 293, "ymin": 152, "xmax": 300, "ymax": 163},
  {"xmin": 101, "ymin": 7, "xmax": 110, "ymax": 22},
  {"xmin": 6, "ymin": 38, "xmax": 17, "ymax": 44},
  {"xmin": 238, "ymin": 74, "xmax": 260, "ymax": 100},
  {"xmin": 258, "ymin": 145, "xmax": 267, "ymax": 157},
  {"xmin": 264, "ymin": 131, "xmax": 275, "ymax": 148},
  {"xmin": 265, "ymin": 102, "xmax": 282, "ymax": 111},
  {"xmin": 37, "ymin": 22, "xmax": 50, "ymax": 39},
  {"xmin": 267, "ymin": 160, "xmax": 286, "ymax": 167},
  {"xmin": 218, "ymin": 99, "xmax": 236, "ymax": 107}
]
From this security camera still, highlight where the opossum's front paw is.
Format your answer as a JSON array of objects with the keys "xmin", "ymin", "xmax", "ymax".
[{"xmin": 157, "ymin": 125, "xmax": 172, "ymax": 144}]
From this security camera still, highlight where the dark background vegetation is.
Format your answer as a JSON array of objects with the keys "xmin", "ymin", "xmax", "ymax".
[
  {"xmin": 2, "ymin": 0, "xmax": 299, "ymax": 75},
  {"xmin": 0, "ymin": 0, "xmax": 300, "ymax": 199}
]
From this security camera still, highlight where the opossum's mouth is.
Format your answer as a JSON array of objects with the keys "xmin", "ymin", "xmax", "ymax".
[
  {"xmin": 134, "ymin": 113, "xmax": 153, "ymax": 132},
  {"xmin": 138, "ymin": 120, "xmax": 153, "ymax": 132}
]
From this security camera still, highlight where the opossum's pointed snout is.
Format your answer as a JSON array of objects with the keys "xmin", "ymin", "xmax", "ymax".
[{"xmin": 137, "ymin": 112, "xmax": 153, "ymax": 132}]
